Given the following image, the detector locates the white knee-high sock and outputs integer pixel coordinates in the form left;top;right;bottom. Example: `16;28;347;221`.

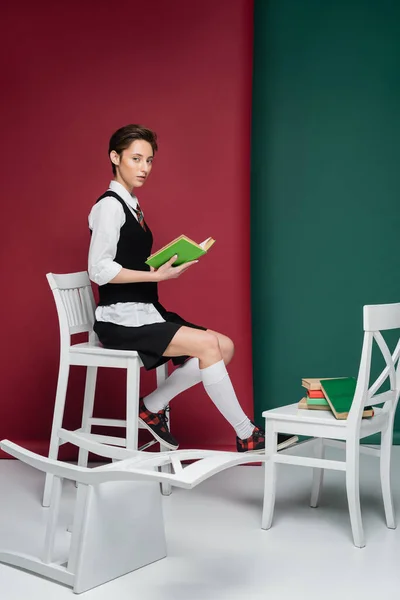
143;358;202;413
200;360;254;439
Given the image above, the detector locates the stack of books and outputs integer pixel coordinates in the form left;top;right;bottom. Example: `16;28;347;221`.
298;377;374;419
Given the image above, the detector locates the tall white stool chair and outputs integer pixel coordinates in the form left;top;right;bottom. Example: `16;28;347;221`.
43;271;171;507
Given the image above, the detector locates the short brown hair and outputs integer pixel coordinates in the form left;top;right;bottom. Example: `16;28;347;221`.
108;124;158;175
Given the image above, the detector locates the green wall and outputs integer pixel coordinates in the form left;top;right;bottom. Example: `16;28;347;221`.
251;0;400;440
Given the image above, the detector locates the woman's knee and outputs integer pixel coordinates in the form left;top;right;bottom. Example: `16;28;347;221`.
222;337;235;363
164;327;222;361
207;330;235;364
200;332;221;357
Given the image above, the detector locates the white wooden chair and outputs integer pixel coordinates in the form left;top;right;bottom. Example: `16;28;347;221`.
43;271;171;507
0;439;262;594
262;302;400;547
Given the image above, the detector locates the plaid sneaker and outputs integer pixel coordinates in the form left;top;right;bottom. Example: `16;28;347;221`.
138;397;179;450
236;424;298;454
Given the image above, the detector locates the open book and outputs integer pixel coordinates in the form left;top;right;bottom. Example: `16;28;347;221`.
320;377;374;419
145;235;216;269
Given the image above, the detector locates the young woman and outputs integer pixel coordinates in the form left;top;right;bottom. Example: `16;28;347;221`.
88;124;297;453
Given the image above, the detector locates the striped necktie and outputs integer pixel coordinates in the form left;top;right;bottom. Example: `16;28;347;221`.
133;202;146;231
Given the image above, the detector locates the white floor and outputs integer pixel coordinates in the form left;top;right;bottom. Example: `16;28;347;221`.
1;445;400;600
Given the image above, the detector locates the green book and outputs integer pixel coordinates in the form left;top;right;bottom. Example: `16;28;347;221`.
320;377;373;419
306;397;329;406
145;235;215;269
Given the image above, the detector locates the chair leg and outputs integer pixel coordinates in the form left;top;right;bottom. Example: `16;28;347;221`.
42;361;70;507
77;367;98;469
380;425;396;529
126;359;140;451
159;443;172;497
310;438;325;508
261;420;277;530
346;440;365;548
157;363;172;497
43;476;63;563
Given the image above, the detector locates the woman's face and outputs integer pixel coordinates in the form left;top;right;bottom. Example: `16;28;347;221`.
111;139;154;191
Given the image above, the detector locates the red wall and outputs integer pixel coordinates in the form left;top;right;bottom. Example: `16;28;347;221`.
0;0;254;457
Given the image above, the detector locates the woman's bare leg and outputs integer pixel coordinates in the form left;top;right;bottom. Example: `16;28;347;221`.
162;326;254;439
144;328;233;414
163;327;224;368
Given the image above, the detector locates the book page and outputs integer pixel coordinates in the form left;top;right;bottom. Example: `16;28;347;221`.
198;237;211;250
148;235;196;259
199;237;215;251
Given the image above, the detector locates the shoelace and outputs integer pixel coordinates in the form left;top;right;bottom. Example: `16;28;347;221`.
158;406;171;431
253;426;265;440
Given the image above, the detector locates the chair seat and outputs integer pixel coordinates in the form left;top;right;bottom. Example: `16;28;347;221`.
69;342;139;358
262;402;388;436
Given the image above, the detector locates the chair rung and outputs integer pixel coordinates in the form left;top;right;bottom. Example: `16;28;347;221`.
87;418;147;430
58;428;82;446
59;430;127;448
273;453;346;471
80;432;127;446
321;439;381;457
58;429;139;460
359;445;380;457
88;418;127;427
138;440;157;451
0;552;74;587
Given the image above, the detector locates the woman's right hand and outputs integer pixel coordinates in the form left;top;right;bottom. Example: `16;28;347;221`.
154;255;198;281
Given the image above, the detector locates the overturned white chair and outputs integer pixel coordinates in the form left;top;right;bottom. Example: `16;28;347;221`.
262;302;400;547
44;271;171;505
0;439;262;594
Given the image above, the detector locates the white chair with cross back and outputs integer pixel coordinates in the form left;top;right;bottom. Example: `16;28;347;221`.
261;302;400;547
43;270;171;507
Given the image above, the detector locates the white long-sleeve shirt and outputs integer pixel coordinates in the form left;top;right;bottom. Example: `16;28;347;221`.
88;180;165;327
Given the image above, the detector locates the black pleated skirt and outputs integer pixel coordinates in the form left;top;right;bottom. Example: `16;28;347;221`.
93;301;206;370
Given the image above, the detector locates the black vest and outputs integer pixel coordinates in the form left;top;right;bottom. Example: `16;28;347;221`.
94;191;159;305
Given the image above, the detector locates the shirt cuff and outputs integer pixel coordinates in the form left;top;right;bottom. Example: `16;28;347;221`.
89;261;123;286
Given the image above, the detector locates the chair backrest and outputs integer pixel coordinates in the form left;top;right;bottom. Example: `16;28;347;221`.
348;302;400;426
46;271;96;348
